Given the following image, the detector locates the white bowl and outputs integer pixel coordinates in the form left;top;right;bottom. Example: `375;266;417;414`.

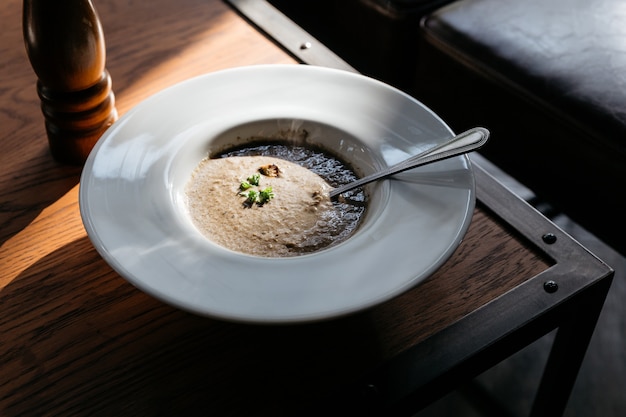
79;64;475;323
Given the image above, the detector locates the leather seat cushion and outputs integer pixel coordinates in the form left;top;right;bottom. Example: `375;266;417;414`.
421;0;626;157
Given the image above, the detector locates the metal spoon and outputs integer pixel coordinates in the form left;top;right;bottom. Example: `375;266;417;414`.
329;127;490;199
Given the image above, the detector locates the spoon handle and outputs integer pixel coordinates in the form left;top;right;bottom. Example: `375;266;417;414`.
329;127;490;199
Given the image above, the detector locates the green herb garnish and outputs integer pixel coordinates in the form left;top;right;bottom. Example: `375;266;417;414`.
245;190;258;204
247;173;261;186
258;187;274;204
239;170;276;207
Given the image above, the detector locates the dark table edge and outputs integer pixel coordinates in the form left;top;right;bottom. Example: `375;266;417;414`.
224;2;615;415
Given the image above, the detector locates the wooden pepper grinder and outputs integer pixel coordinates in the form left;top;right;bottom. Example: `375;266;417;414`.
23;0;117;165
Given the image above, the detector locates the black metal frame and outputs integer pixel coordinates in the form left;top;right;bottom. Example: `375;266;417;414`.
224;2;614;415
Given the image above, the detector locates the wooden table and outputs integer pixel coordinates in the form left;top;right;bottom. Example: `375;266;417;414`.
0;1;614;416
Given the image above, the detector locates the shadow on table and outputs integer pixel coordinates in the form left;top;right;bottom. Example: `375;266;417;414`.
0;151;81;247
1;236;386;416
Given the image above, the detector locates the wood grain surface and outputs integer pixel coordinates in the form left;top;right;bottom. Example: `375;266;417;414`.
0;0;549;415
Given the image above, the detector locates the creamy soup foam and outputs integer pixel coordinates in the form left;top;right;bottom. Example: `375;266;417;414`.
185;143;366;257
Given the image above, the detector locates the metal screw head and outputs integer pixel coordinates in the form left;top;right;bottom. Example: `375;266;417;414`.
362;384;379;398
542;233;557;244
300;42;312;50
361;384;380;407
544;280;559;293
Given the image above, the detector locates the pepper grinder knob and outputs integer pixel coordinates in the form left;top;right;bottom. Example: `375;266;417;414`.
23;0;118;165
